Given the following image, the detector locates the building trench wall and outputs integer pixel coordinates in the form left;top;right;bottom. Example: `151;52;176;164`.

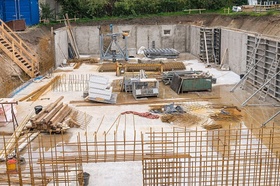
54;24;280;101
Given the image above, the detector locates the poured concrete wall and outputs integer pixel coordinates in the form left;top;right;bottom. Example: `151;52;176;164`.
74;26;100;55
54;28;68;68
53;24;275;77
220;29;248;75
62;25;188;57
189;26;201;56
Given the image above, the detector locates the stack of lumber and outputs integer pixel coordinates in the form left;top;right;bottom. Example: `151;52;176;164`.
28;96;80;133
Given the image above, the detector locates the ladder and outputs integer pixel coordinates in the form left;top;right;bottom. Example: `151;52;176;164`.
0;19;40;78
259;56;279;101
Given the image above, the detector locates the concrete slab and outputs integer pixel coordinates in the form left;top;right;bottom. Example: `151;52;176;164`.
1;53;279;186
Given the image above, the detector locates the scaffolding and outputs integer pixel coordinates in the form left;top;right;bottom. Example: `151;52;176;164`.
99;31;128;62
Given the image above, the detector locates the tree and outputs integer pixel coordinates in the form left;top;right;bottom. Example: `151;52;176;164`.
232;0;248;5
40;3;54;20
56;0;92;18
87;0;108;17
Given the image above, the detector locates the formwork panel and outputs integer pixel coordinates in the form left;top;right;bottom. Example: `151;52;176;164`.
245;35;280;101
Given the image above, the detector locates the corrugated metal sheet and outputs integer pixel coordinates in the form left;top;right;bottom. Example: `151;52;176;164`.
29;0;39;25
2;0;39;26
3;0;17;21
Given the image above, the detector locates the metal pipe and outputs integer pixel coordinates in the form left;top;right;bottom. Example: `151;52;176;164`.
230;56;263;92
262;109;280;127
242;70;280;107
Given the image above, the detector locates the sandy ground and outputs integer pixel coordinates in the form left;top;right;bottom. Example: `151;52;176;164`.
1;54;280;185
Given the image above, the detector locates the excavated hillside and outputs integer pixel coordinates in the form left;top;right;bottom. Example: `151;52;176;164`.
1;13;280;97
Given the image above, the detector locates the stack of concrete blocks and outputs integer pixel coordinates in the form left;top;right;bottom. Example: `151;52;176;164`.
88;75;113;101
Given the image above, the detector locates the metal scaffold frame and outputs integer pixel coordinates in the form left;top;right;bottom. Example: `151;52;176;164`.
230;34;280;127
99;25;128;62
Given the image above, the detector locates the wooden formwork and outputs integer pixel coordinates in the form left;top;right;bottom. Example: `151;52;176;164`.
1;125;280;185
98;62;186;73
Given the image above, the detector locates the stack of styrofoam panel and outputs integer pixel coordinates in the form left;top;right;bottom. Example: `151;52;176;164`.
0;98;17;124
88;75;113;101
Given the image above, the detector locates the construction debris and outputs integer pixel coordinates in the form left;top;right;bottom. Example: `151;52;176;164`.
27;96;82;133
150;103;185;114
161;113;202;127
210;108;242;122
143;48;180;59
121;111;159;119
68;57;99;64
202;122;223;130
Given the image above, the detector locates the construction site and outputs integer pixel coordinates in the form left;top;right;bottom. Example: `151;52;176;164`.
0;13;280;185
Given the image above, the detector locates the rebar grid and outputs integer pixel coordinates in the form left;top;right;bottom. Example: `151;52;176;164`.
0;125;279;185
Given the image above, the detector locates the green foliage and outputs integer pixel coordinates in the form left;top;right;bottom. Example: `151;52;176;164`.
56;0;92;18
160;0;188;12
114;0;136;16
40;3;54;20
53;0;280;19
232;0;248;6
87;0;108;17
57;0;189;18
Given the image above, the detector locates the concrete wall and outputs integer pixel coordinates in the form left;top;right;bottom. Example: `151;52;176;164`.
74;26;100;55
220;29;248;75
189;26;201;56
64;25;187;57
53;24;275;77
54;28;68;67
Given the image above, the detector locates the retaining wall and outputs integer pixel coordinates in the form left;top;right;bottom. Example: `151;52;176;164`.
54;24;279;78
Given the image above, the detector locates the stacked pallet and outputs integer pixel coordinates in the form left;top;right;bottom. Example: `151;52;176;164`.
28;96;79;133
